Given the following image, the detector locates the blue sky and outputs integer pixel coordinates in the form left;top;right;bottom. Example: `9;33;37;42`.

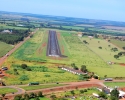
0;0;125;22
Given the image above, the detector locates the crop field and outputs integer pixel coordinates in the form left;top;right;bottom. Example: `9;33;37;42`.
0;41;13;57
104;82;125;88
110;39;125;49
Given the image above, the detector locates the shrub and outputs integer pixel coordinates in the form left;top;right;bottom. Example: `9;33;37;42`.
19;75;29;81
21;64;28;69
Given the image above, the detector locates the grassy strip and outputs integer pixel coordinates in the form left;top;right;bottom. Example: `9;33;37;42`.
30;97;49;100
0;41;13;57
104;82;125;88
0;88;17;94
19;84;67;91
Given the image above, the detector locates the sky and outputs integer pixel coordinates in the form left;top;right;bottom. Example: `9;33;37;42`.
0;0;125;22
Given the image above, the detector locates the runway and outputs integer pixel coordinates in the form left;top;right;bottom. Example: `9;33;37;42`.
47;30;61;57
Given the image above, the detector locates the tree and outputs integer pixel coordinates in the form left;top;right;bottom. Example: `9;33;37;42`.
122;47;125;50
99;46;102;49
35;97;40;100
79;90;84;94
118;52;122;56
110;88;119;100
81;65;87;73
99;91;107;99
70;90;75;96
14;95;22;100
19;75;29;81
50;95;56;100
38;91;43;97
21;64;28;69
1;94;6;98
114;55;119;59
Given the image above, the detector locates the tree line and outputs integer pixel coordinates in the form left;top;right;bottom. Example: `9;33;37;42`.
0;29;30;44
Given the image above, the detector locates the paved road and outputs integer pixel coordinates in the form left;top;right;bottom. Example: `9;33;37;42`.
0;28;39;67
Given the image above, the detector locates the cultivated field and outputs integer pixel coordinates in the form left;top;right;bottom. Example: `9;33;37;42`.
0;41;13;57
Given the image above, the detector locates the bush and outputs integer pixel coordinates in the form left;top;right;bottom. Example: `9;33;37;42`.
21;64;28;69
19;75;29;81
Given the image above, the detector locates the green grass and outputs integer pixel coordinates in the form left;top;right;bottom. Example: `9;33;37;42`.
0;24;29;30
19;84;67;91
0;41;13;57
62;25;85;30
0;88;17;94
110;39;125;49
80;37;125;77
104;82;125;88
52;88;104;100
30;97;49;100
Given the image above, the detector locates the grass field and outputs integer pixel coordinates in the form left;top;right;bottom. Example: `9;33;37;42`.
110;39;125;49
3;28;125;85
0;24;29;30
80;37;125;77
0;41;13;57
104;82;125;88
51;88;105;100
19;84;67;91
0;88;17;94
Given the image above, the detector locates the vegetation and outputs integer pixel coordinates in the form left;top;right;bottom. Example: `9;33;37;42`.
104;82;125;88
0;41;13;57
19;84;66;91
0;88;17;94
0;29;30;44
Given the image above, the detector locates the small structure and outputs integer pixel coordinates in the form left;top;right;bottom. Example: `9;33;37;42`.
78;32;83;37
2;30;11;33
61;67;87;75
92;93;99;98
88;36;93;39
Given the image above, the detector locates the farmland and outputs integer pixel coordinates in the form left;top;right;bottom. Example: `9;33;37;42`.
0;41;13;57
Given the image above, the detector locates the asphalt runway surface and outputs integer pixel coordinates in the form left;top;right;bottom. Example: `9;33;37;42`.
47;30;61;57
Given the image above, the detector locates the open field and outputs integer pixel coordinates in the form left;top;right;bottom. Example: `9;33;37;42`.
110;39;125;49
0;87;17;94
50;88;104;100
81;37;125;63
0;41;13;57
0;24;29;30
3;28;125;85
104;82;125;88
19;84;67;91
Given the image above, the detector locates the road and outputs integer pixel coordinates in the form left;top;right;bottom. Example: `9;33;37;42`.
0;28;39;67
1;79;125;99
